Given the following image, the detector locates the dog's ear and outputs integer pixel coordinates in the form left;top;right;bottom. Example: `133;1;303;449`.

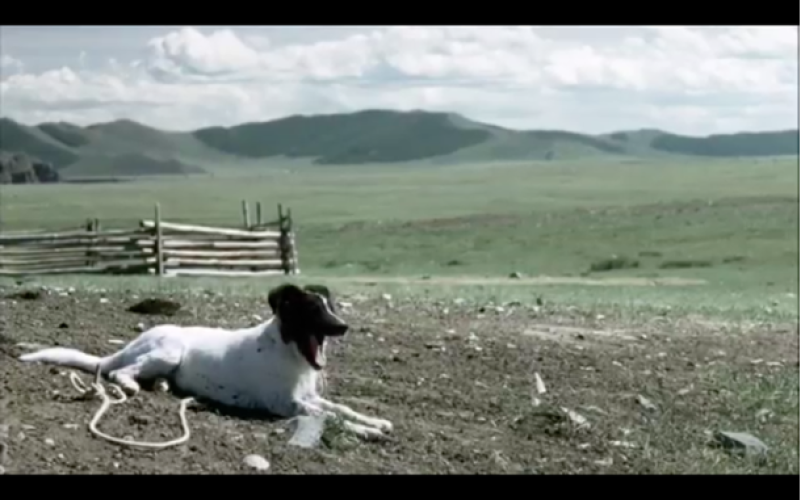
303;284;332;301
268;283;304;314
304;284;335;311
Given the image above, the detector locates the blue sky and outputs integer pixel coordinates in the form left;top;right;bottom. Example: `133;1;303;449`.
1;26;797;135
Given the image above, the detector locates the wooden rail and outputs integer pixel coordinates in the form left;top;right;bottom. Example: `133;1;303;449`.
0;201;299;278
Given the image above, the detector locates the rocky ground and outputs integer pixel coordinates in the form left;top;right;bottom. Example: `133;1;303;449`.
0;284;797;474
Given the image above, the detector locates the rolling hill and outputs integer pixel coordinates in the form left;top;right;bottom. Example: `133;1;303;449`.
0;110;797;180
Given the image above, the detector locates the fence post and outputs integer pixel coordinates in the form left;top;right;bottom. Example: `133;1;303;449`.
286;208;299;274
241;200;250;230
84;218;95;268
155;203;164;277
256;202;262;227
277;203;290;275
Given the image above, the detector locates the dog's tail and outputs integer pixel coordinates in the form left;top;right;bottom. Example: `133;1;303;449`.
19;347;103;373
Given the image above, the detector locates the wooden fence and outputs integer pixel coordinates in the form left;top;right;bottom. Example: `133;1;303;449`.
0;201;299;278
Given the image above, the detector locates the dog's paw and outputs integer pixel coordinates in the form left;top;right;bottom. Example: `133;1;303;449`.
153;379;170;393
372;419;393;433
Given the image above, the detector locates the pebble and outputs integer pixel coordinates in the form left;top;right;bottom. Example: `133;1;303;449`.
715;431;769;458
243;454;271;471
755;408;775;423
99;298;109;304
636;394;658;412
44;438;55;446
561;407;590;429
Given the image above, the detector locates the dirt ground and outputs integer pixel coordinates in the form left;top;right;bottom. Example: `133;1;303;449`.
0;285;797;474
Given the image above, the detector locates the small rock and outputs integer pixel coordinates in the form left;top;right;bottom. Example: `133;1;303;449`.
252;314;263;322
99;298;109;304
58;322;69;329
715;431;769;457
135;323;147;332
62;423;79;430
338;301;353;309
561;407;590;429
108;339;125;345
494;306;505;313
44;438;55;446
533;372;547;395
610;440;637;449
535;297;543;306
755;408;775;423
509;272;524;279
636;394;658;412
453;298;466;306
381;293;392;301
0;425;9;440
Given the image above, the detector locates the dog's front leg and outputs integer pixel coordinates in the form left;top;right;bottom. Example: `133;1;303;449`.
291;399;388;440
311;396;393;433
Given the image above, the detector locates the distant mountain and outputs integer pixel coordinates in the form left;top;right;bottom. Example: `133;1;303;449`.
0;110;796;179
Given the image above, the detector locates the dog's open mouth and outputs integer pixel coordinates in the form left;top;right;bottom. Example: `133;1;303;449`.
300;333;326;370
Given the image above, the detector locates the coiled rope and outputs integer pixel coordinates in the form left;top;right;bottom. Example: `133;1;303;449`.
68;365;194;450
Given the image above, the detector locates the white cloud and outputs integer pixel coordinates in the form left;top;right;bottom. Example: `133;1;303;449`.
0;26;797;135
1;54;24;74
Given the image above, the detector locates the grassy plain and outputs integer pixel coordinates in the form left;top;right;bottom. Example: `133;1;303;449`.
0;157;797;474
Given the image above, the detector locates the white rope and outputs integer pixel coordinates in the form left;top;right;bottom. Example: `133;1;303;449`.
68;366;194;450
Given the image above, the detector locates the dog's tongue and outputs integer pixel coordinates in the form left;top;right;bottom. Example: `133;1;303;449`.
307;336;325;368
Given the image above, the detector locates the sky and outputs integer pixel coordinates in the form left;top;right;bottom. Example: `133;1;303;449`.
0;26;798;135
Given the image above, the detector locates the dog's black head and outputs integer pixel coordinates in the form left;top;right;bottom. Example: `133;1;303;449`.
268;283;347;370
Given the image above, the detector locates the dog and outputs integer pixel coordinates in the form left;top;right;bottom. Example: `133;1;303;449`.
18;283;393;439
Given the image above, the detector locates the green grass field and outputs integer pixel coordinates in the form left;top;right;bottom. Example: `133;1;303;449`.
1;157;797;318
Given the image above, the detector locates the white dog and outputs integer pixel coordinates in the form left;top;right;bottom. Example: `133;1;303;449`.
18;283;393;439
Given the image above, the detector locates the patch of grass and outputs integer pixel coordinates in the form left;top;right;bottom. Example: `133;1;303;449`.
659;259;715;269
646;364;799;474
589;255;640;272
638;250;663;258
